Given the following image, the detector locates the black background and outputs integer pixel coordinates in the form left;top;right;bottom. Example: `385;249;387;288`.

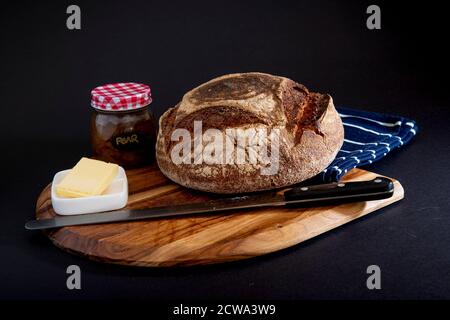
1;0;450;301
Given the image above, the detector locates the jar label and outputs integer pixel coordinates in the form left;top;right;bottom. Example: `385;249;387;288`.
112;132;144;150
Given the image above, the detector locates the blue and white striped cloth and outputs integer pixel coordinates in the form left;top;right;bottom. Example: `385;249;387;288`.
320;107;418;182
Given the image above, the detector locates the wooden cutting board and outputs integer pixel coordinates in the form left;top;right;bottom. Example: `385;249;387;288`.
35;165;404;267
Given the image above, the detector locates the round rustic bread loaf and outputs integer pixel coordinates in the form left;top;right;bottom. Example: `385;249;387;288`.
156;72;344;193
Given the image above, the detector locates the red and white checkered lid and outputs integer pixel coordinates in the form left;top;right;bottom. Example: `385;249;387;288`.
91;82;152;111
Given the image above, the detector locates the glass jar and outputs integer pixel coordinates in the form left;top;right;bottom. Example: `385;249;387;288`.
89;83;156;168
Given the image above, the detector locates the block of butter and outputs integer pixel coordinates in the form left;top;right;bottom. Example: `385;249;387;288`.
56;157;119;198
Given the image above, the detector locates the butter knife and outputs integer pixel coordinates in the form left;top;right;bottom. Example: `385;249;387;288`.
25;177;394;230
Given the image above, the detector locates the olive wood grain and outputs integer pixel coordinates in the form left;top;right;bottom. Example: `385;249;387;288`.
35;165;404;267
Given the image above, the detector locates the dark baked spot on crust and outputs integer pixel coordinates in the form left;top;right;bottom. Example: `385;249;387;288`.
281;81;329;144
190;74;281;102
281;81;309;131
299;93;329;126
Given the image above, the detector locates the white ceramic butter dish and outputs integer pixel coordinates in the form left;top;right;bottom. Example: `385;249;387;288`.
51;166;128;215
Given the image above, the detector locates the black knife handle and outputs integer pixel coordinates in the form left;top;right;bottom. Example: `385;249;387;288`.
283;177;394;207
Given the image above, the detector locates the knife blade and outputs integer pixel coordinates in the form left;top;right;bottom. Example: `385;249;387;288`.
25;177;394;230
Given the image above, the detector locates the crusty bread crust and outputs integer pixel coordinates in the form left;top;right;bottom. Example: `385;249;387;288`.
156;72;344;193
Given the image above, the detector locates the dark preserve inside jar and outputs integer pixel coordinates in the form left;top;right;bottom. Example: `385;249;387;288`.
90;83;156;168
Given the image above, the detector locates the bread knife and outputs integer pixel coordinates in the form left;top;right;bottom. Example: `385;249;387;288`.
25;177;394;230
